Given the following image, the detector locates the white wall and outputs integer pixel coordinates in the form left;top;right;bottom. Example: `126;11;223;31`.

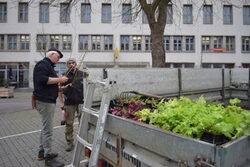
0;0;250;88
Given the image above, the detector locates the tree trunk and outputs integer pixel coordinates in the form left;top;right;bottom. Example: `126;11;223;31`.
151;26;165;67
138;0;169;67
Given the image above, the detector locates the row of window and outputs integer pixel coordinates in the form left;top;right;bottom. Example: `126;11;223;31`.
0;2;250;25
0;34;250;53
0;34;250;52
165;63;235;68
166;63;250;68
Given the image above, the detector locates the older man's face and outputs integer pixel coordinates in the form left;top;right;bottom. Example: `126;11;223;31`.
67;61;76;70
47;51;60;63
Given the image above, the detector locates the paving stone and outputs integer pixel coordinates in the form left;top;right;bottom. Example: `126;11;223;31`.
0;106;79;167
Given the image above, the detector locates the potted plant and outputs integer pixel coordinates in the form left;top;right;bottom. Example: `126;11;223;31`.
0;78;14;98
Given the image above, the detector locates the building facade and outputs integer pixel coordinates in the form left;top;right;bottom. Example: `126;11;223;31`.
0;0;250;88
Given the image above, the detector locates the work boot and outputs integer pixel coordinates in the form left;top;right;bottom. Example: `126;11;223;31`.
37;151;58;161
65;142;74;152
45;158;64;167
37;150;44;161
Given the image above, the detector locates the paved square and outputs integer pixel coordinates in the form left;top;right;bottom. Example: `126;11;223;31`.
0;108;79;167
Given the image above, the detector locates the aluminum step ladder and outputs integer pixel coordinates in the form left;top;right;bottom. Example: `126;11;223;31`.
66;79;114;167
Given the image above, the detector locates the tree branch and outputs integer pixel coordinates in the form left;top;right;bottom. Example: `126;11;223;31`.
157;0;170;27
138;0;155;23
152;0;163;12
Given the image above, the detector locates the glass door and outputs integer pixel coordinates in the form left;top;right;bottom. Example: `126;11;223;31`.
0;70;6;87
7;65;18;87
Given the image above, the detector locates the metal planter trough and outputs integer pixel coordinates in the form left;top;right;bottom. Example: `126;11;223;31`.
87;114;250;167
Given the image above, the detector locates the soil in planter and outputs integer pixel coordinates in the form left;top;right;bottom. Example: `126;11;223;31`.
200;132;230;145
241;105;250;110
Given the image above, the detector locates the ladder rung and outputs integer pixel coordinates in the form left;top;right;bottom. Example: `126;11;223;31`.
65;159;88;167
83;107;99;117
88;80;106;86
65;165;74;167
80;159;89;165
76;135;93;149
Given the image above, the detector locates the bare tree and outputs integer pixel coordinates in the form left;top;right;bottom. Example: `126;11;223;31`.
139;0;170;67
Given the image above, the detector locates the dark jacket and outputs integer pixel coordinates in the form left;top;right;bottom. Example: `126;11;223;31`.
62;69;83;105
33;57;59;103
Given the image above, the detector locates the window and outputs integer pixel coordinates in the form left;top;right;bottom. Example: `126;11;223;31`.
224;64;234;68
39;3;49;23
37;34;72;51
102;4;111;23
166;5;173;24
20;35;29;50
166;63;194;68
55;63;67;76
0;35;4;50
142;11;148;24
7;35;17;50
242;64;250;68
81;3;91;23
185;36;194;51
202;36;235;52
120;35;129;51
122;4;132;23
18;63;29;87
202;63;233;69
203;5;213;24
202;36;211;51
0;3;7;22
202;63;212;68
132;36;142;51
223;5;233;24
213;64;223;68
242;36;250;52
18;3;28;23
62;35;72;50
104;35;113;50
60;3;70;23
79;35;88;51
183;5;192;24
183;63;194;68
213;36;223;49
50;35;60;49
173;36;182;51
243;6;250;25
145;36;151;51
163;36;170;51
92;35;101;50
165;64;171;68
226;36;235;51
7;64;17;83
173;63;182;68
37;35;47;51
0;63;29;88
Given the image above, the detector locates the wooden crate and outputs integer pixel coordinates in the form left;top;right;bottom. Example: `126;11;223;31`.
0;87;14;98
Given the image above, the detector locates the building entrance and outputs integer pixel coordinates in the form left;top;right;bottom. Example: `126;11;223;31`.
0;62;29;88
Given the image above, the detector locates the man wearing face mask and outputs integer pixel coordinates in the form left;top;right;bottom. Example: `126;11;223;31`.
59;58;84;152
33;48;68;167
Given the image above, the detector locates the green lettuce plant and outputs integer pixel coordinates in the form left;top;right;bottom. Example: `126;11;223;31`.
135;96;250;140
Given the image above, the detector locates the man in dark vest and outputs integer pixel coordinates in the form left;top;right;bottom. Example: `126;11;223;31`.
59;58;84;152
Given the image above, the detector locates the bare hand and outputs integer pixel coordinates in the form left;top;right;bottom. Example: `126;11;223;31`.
60;103;65;110
59;76;68;83
61;83;72;89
